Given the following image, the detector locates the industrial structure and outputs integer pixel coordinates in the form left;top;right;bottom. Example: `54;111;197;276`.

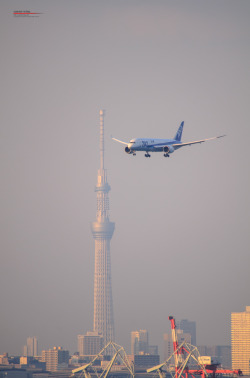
73;315;243;378
72;341;134;378
91;110;115;348
148;316;242;378
231;306;250;375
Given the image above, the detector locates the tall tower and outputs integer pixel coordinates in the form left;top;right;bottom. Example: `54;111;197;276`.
91;110;115;347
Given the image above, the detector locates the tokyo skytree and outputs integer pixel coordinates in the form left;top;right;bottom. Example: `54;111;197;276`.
91;110;115;347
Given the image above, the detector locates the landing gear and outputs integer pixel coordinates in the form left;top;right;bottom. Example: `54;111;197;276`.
133;153;136;156
164;153;170;157
145;153;151;158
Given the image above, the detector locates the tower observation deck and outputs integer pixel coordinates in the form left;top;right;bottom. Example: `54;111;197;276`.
91;110;115;348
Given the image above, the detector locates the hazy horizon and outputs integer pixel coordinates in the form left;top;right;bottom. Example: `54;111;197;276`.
0;0;249;357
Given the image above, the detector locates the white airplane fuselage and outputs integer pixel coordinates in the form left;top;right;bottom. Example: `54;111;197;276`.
127;138;178;152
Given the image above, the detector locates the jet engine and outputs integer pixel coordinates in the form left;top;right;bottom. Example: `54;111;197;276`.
163;145;174;154
125;146;133;154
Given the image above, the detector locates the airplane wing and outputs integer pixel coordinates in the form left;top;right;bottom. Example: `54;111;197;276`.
173;135;226;148
112;137;128;145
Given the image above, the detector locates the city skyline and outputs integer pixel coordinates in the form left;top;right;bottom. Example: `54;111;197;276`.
1;0;249;356
1;309;249;375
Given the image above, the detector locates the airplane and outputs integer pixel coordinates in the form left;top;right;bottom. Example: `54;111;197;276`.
112;121;225;158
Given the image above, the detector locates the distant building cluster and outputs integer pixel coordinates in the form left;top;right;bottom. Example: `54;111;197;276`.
197;345;231;368
128;329;160;368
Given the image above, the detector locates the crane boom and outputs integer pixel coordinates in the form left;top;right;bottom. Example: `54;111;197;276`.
169;316;183;368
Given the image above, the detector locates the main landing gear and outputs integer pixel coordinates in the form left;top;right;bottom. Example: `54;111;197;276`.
164;153;170;157
133;153;136;156
145;153;151;158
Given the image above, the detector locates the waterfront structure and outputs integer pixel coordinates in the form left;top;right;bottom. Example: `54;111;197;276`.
231;306;250;375
176;319;196;345
23;337;38;357
131;330;149;355
91;110;115;348
41;347;69;371
78;331;104;356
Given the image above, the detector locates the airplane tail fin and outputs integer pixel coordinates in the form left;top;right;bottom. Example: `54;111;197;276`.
174;121;184;141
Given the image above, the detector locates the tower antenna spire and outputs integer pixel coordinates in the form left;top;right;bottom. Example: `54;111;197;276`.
99;109;105;170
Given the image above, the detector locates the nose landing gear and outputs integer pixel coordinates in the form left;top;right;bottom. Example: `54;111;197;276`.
145;153;151;158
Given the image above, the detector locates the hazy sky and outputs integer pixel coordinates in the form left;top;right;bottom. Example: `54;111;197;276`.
0;0;249;358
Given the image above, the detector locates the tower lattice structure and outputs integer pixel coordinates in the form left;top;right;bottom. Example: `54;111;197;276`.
91;110;115;348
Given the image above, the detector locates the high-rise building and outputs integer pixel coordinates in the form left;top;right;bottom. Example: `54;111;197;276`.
131;330;149;355
231;306;250;375
176;329;191;344
41;347;69;371
163;333;173;361
91;110;115;348
176;319;196;345
23;337;38;357
78;332;104;356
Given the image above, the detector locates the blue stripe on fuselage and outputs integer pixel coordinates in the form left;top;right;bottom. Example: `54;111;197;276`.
131;138;182;152
147;140;176;148
146;140;178;151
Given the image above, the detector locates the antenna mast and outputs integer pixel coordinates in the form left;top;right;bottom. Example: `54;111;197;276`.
99;109;105;170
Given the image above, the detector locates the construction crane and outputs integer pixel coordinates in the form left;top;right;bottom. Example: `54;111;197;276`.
168;316;184;368
72;341;134;378
147;316;242;378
